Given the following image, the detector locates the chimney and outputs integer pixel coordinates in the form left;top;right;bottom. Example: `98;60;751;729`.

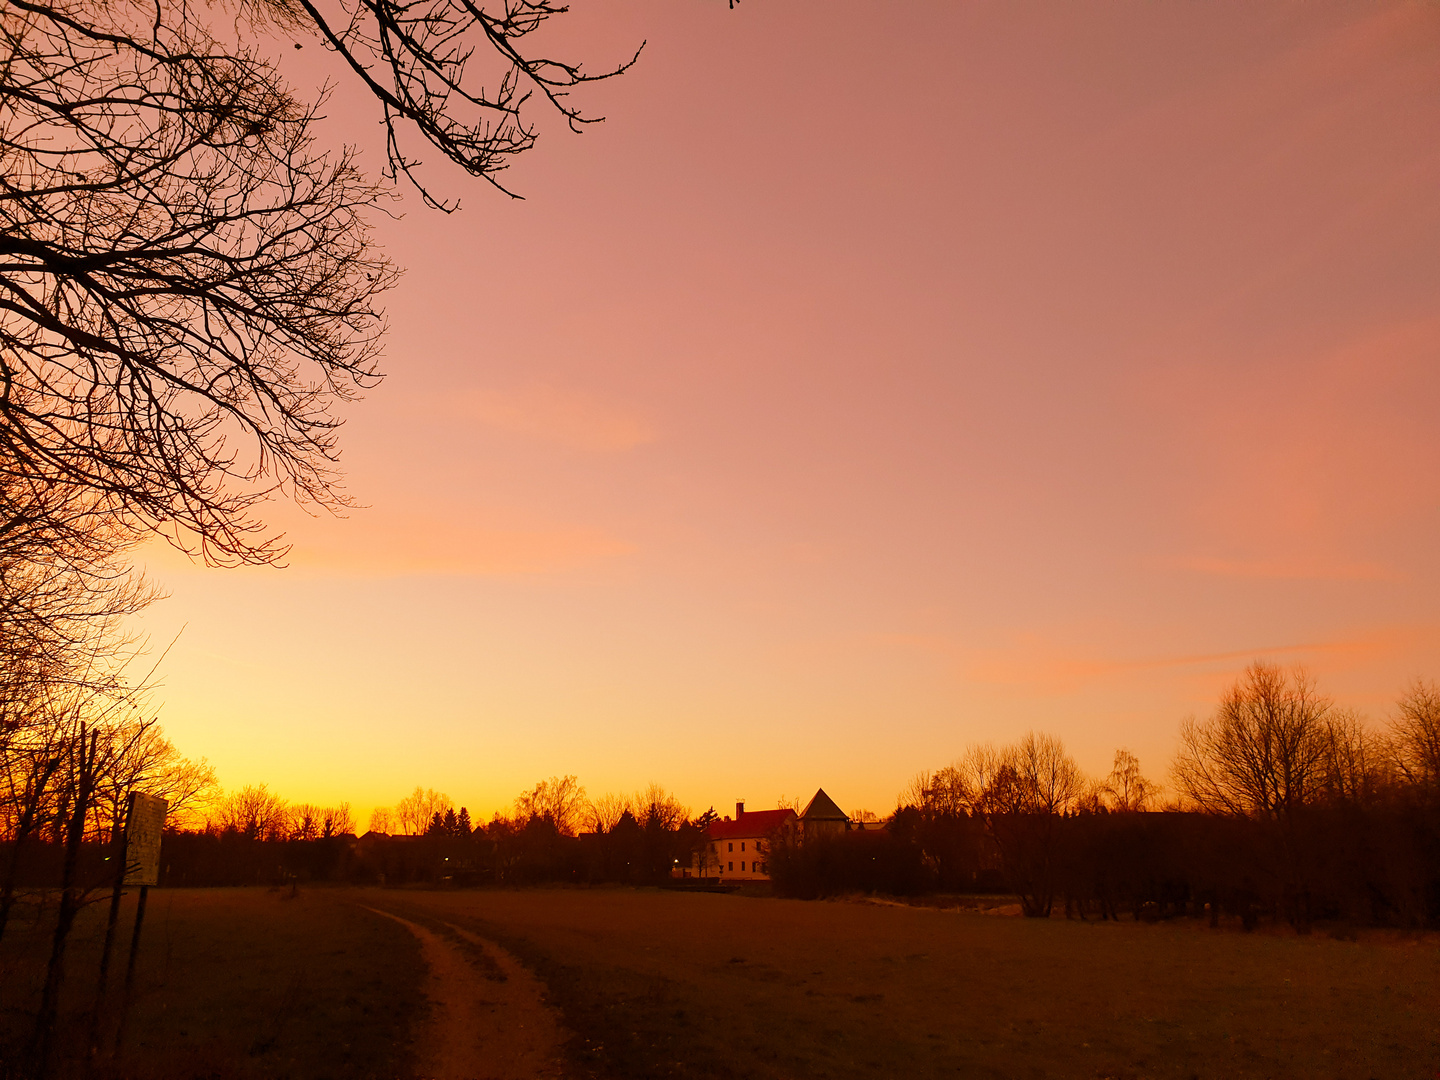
736;800;745;818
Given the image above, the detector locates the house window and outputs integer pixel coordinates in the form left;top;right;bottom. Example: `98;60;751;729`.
740;861;746;871
728;842;733;852
741;841;746;851
728;861;733;871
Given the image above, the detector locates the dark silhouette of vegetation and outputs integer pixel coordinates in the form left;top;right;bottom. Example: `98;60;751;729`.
140;778;711;890
0;0;640;566
767;665;1440;930
5;665;1439;1077
7;664;1440;935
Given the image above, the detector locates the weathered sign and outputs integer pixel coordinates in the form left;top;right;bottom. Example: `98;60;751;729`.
123;791;167;886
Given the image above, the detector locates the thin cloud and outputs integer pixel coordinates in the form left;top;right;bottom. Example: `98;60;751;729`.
886;626;1434;695
1163;555;1404;582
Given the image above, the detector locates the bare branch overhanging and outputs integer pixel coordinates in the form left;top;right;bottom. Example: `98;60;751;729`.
0;0;637;566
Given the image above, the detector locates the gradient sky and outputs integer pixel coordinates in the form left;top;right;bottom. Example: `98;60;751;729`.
135;0;1440;825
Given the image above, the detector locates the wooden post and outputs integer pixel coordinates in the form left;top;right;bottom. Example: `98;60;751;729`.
89;794;133;1054
112;884;148;1054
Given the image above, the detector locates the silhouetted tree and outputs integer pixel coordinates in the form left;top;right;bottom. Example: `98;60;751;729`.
516;775;586;836
396;786;452;835
1097;749;1155;812
215;784;289;841
1172;662;1333;817
368;806;394;834
0;0;642;564
977;733;1084;917
1393;680;1440;797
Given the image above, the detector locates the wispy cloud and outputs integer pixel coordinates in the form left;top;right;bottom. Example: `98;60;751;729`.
886;625;1436;695
1162;555;1403;582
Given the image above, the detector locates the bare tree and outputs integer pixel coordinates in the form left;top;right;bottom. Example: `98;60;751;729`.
367;805;394;834
980;732;1083;817
585;791;631;834
1098;749;1154;812
90;716;218;836
215;783;290;840
321;801;354;837
1172;662;1333;818
290;803;324;841
968;733;1084;918
956;743;1003;807
1315;709;1390;806
1392;679;1440;795
515;774;585;836
902;764;972;819
0;0;641;563
635;782;688;832
287;0;643;206
395;785;452;835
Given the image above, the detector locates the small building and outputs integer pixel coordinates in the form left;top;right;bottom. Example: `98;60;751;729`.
704;801;797;881
797;788;850;840
695;789;884;881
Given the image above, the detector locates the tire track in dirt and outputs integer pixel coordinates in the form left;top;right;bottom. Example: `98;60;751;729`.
363;906;568;1080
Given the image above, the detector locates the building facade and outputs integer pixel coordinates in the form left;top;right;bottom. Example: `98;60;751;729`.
704;801;796;881
696;788;876;882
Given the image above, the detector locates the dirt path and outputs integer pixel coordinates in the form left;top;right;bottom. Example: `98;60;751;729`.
363;906;568;1080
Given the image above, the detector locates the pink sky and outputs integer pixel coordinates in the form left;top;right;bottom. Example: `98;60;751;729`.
137;0;1440;825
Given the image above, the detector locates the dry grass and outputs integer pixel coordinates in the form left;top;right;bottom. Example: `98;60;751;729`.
0;887;425;1079
381;887;1440;1080
5;885;1436;1079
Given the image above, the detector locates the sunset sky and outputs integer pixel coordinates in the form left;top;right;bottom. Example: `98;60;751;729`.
136;0;1440;826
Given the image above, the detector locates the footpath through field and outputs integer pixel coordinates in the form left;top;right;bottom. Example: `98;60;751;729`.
362;903;568;1080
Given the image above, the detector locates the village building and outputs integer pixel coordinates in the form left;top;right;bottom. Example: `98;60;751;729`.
796;788;850;840
692;787;880;881
701;801;796;881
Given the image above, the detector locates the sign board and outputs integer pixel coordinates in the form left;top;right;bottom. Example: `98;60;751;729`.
123;792;167;886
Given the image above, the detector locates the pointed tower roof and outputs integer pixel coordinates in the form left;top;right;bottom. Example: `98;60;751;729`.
800;788;849;821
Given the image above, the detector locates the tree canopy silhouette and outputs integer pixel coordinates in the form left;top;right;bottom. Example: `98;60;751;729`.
0;0;639;564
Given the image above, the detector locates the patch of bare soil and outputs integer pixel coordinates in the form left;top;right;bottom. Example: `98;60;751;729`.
363;907;567;1080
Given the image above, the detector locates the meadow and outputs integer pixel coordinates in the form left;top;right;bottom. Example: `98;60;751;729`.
3;886;1437;1079
0;888;425;1079
381;887;1437;1080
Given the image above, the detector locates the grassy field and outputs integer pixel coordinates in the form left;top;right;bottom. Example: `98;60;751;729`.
380;887;1440;1080
4;885;1437;1079
0;887;425;1079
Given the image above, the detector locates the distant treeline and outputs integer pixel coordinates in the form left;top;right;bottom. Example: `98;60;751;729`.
156;797;712;889
771;665;1440;930
4;663;1439;933
768;800;1438;931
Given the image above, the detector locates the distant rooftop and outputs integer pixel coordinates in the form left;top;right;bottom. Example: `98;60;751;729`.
800;788;849;821
708;807;796;840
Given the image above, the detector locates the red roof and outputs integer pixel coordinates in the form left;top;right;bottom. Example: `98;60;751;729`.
708;808;796;840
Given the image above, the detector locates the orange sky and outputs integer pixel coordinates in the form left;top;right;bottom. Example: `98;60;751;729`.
135;0;1440;826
